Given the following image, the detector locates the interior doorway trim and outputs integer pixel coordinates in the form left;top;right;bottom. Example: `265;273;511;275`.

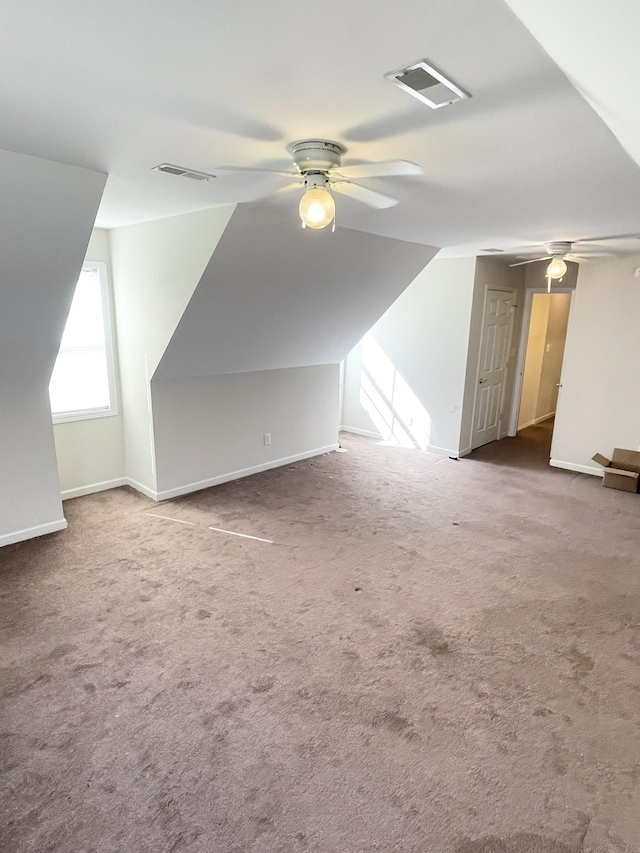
507;286;575;437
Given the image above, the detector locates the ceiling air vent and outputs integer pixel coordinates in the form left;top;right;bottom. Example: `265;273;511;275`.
385;60;470;109
153;164;215;182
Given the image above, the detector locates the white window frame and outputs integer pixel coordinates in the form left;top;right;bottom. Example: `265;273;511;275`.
51;261;119;424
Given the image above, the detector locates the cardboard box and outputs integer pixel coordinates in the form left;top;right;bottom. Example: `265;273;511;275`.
592;449;640;493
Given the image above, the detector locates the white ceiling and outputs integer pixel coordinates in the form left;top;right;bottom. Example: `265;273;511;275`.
502;0;640;171
2;0;639;253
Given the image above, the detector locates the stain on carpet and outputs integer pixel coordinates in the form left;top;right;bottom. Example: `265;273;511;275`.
411;620;453;655
456;833;574;853
543;732;570;777
1;671;52;699
564;646;595;680
47;643;77;659
251;676;275;693
371;710;419;741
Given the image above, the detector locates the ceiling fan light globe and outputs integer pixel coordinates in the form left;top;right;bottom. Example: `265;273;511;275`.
299;187;335;230
546;257;567;280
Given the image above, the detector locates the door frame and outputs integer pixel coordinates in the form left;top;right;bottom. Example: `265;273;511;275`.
470;287;517;450
507;286;575;437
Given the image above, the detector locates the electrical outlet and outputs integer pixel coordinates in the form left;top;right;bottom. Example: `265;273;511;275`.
263;433;271;446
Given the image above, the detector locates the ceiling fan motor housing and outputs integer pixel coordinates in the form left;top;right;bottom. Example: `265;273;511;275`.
303;172;330;190
546;241;572;257
290;140;344;174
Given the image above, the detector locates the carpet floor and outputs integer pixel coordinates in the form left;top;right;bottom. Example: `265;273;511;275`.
1;426;639;853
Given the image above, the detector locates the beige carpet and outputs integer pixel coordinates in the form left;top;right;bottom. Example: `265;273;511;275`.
2;426;639;853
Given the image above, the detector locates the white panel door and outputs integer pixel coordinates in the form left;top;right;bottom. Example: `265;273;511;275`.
471;289;515;449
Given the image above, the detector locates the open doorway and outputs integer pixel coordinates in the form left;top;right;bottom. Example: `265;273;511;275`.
510;289;573;455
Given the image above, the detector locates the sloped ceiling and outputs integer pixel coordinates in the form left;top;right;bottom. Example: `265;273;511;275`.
1;0;640;254
153;203;437;379
502;0;640;171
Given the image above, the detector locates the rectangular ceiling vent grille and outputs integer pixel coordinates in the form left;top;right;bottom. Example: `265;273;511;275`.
153;164;215;182
385;60;470;109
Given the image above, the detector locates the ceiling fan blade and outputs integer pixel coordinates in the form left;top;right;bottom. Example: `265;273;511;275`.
567;252;613;261
214;165;297;178
275;180;304;195
329;160;423;180
577;232;640;244
509;257;550;267
332;181;399;209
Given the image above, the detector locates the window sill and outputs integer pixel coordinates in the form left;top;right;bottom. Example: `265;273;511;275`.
52;407;119;425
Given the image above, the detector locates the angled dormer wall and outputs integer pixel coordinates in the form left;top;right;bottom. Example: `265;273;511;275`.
110;201;437;500
154;202;437;380
0;149;106;546
109;206;236;495
150;202;437;498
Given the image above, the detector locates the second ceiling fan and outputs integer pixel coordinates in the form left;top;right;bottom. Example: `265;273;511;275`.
508;236;640;288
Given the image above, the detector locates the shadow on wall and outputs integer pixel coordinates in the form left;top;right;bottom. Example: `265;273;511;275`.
357;334;432;450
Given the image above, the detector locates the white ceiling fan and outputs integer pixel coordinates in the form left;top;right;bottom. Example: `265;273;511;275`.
510;241;604;288
157;140;424;231
510;240;611;268
509;236;640;289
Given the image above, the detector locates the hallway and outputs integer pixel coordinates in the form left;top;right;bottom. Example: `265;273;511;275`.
469;418;556;472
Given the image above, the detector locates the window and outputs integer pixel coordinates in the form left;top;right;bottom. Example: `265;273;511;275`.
49;262;118;423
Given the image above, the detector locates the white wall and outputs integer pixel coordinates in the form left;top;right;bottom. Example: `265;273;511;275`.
109;206;235;494
152;365;339;498
459;258;526;454
342;257;477;455
53;228;126;498
551;255;640;476
0;149;106;546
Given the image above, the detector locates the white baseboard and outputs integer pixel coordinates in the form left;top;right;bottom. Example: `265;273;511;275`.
153;444;340;502
458;446;473;458
126;477;159;501
59;445;343;506
550;459;603;477
340;426;457;457
426;443;459;457
340;425;384;440
61;477;128;501
0;518;68;548
519;413;556;431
